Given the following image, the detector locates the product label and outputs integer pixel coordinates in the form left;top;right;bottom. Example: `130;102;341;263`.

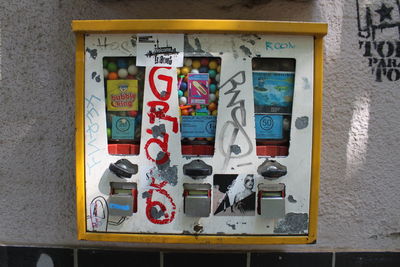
181;116;216;138
253;71;294;114
255;114;283;139
188;73;209;105
112;116;135;140
107;80;138;111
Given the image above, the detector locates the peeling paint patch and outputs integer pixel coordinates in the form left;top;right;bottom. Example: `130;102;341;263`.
288;195;297;203
86;48;97;59
295;116;309;129
142;191;150;199
151;206;164;219
302;77;311;90
231;144;241;155
226;223;236;230
240;45;252;57
151;124;166;138
155;152;178;186
274;213;308;234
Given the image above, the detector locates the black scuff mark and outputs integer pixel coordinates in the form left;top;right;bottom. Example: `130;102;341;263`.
91;72;101;83
184;35;212;56
226;223;236;230
86;48;97;59
151;206;164;219
130;36;137;48
253;34;262;40
288;195;297;203
240;45;252;57
274;213;308;234
295;116;309;130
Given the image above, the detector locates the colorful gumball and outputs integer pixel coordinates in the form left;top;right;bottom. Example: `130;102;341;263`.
107;62;118;72
180;66;191;76
128;65;138;75
190;69;199;74
208;102;217;112
179;96;188;105
208;69;217;78
215;90;219;98
199;66;208;73
103;58;108;68
117;59;128;68
217;65;221;73
209;83;217;93
206;137;214;141
200;58;209;66
191;111;196;116
215;73;220;82
209;93;217;102
180;81;188;91
209;60;218;70
108;72;118;80
128;110;138;117
107;128;111;138
181;109;190;116
184;58;193;67
184;90;189;97
103;68;109;78
176;68;181;75
192;60;201;69
118;68;128;79
178;90;184;97
212;110;218;116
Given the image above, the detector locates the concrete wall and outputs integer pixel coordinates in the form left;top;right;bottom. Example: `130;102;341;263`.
1;0;399;250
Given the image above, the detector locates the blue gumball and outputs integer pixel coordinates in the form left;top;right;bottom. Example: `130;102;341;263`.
208;69;217;78
180;81;188;91
199;66;208;73
117;59;128;69
210;83;217;93
178;90;184;97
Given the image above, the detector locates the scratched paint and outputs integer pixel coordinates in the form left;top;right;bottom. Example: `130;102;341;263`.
274;213;308;234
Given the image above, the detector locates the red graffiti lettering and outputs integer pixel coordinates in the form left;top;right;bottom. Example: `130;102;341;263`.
145;177;176;224
147;101;178;133
144;131;170;165
149;67;172;100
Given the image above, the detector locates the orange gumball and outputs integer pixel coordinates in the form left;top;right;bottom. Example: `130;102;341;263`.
208;102;217;112
181;109;190;116
108;72;118;80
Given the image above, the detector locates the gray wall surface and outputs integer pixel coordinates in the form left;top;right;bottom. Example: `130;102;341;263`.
1;0;400;250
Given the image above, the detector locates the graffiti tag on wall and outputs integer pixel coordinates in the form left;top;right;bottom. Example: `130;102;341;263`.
357;0;400;82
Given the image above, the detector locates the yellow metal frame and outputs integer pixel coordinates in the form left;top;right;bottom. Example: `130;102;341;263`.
73;19;327;245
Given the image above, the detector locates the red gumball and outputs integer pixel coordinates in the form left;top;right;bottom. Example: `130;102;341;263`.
128;110;138;117
200;58;209;66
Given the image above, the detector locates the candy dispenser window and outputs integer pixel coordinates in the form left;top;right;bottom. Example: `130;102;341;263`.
178;57;221;156
103;57;145;155
252;58;296;157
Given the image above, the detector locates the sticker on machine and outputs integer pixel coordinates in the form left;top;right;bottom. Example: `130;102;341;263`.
213;174;256;216
136;34;184;67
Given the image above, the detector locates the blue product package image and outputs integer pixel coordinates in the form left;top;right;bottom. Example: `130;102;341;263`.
112;116;135;140
253;71;294;114
181;116;216;138
255;114;283;139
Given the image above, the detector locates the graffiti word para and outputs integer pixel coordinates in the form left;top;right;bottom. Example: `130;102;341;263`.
143;67;178;224
359;41;400;81
266;41;295;51
85;95;102;175
218;71;253;170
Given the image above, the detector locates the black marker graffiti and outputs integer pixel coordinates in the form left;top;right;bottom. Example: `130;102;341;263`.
91;71;101;83
357;0;400;82
218;71;253;169
86;48;97;60
96;37;133;55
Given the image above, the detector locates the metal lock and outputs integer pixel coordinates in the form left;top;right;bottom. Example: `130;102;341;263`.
183;183;211;217
257;183;286;219
108;182;137;216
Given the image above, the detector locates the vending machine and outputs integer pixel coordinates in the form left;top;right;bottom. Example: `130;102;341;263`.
73;19;327;244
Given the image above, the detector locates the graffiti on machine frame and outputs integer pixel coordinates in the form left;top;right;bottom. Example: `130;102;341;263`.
357;0;400;82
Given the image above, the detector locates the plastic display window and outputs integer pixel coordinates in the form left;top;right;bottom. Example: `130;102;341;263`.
252;58;296;157
177;57;221;156
103;57;145;155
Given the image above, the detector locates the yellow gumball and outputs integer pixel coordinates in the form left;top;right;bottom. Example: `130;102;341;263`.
181;66;191;76
184;90;189;97
217;65;221;73
215;90;219;98
192;60;201;69
209;60;218;70
212;110;218;116
176;68;181;75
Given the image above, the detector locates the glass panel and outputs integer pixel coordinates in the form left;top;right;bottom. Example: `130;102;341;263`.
103;57;145;155
178;57;221;156
252;58;296;157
